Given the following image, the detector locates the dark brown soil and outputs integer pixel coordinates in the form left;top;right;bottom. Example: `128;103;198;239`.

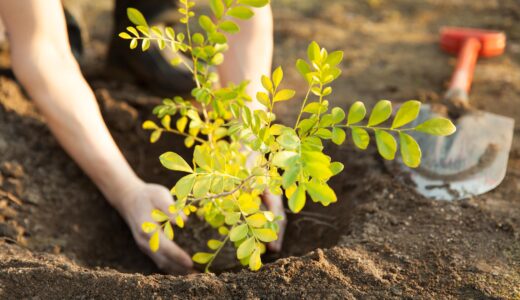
1;0;520;298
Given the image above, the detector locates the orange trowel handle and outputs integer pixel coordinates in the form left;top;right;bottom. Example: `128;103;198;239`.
440;27;506;109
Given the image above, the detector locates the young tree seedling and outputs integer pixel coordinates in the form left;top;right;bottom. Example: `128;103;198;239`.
119;0;455;272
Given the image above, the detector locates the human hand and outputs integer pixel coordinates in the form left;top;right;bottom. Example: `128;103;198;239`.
115;181;195;274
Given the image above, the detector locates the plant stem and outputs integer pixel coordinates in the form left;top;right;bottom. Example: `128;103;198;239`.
293;85;313;130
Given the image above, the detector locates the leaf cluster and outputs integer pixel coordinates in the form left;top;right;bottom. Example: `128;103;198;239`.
119;1;455;272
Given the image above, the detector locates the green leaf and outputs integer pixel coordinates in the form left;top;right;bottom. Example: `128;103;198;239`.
392;100;421;129
253;228;277;242
399;132;421;168
227;6;254;19
272;66;283;88
151;209;169;222
375;130;397;160
159;152;193;172
174;174;196;200
246;213;267;228
192;175;212;198
141;222;158;233
127;8;148;26
164;221;174;240
415;117;456;136
306;180;337;206
230;224;248;242
351;127;370;150
193;252;213;264
274;89;296;102
210;0;225;19
208;239;222;250
249;248;262;271
347;101;366;125
332;127;346;145
238;0;269;7
149;231;160;252
219;20;240;33
368;100;392;126
288;185;306;213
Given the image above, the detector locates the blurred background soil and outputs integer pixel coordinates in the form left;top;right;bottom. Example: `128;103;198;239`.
0;0;519;298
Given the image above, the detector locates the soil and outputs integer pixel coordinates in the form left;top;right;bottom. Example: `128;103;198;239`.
1;0;520;298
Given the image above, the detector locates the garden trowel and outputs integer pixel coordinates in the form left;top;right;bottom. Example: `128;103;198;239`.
404;27;514;201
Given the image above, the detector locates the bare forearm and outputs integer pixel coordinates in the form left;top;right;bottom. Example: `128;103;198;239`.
12;50;141;209
218;5;273;110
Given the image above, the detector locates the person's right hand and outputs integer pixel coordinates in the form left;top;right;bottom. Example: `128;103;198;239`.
115;181;195;274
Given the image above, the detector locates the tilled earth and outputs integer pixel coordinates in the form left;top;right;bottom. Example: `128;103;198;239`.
0;0;519;298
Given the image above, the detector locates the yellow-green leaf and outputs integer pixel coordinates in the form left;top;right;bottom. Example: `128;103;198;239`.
150;130;161;143
130;39;138;49
399;132;422;168
237;237;255;259
127;8;148;26
306;180;337;206
392;100;421;129
161;115;171;129
210;0;225;19
246;213;267;228
415;117;456;136
230;224;248;242
375;130;397;160
207;239;222;250
164;221;174;240
274;89;296;102
151;209;169;222
193;252;213;264
227;6;254;19
249;248;262;271
368;100;392;127
142;120;158;130
351;127;369;149
332;127;346;145
119;32;132;39
347;101;366;125
159;152;193;172
149;231;160;252
174;174;196;200
253;228;277;242
288;185;306;213
272;66;283;88
141;222;158;233
238;0;269;8
175;215;185;228
261;75;273;93
176;116;188;133
141;39;151;51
